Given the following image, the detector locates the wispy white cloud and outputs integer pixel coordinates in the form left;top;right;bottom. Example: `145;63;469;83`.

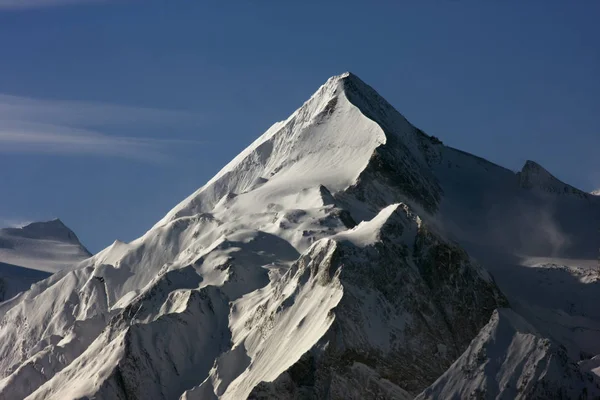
0;0;104;10
0;94;204;161
0;94;202;127
0;217;32;229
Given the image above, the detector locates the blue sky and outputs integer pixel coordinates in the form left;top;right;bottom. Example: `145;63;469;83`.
0;0;598;253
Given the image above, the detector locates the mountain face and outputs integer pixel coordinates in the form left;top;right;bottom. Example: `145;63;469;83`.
0;219;91;301
416;309;600;400
0;73;598;400
518;160;591;199
242;204;507;400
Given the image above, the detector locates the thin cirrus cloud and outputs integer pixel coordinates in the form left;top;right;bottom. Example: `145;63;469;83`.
0;94;204;161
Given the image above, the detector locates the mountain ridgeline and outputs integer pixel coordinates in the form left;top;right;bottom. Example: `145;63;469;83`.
0;73;598;399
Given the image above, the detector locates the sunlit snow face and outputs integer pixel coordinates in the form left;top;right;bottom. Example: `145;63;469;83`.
2;72;598;400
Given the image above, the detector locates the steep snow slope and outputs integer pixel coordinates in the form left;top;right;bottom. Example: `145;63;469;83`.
0;219;91;301
154;73;387;228
416;309;600;400
1;72;598;400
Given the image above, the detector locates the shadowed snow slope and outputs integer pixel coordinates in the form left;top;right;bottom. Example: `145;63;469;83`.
416;309;600;399
0;219;91;301
1;73;599;400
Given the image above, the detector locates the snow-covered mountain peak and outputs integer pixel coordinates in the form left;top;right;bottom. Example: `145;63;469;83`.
153;72;442;235
518;159;590;198
0;219;91;302
319;71;361;88
1;74;599;400
520;160;553;180
154;72;399;229
0;219;90;273
9;219;82;244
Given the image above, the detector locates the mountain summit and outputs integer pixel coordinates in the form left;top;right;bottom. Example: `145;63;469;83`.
4;219;87;245
518;160;591;198
0;73;598;400
156;72;439;230
0;219;90;302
